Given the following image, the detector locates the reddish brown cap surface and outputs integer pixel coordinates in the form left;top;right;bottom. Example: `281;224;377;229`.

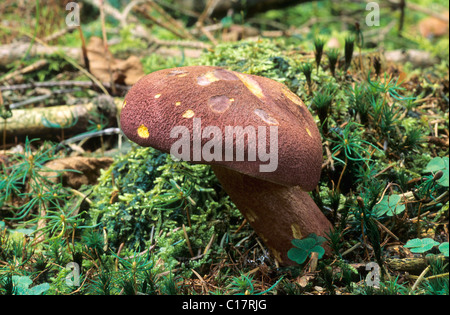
120;66;322;191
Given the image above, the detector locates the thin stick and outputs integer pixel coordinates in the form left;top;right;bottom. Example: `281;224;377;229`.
0;81;130;92
0;59;48;83
0;91;6;153
234;219;248;234
191;268;209;293
100;0;116;96
203;233;215;255
411;265;430;293
341;242;361;256
115;243;125;272
374;218;400;241
336;156;348;192
78;25;90;73
197;0;220;26
182;224;195;258
424;272;449;281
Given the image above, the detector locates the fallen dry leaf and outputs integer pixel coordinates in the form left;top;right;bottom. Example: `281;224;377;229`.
418;11;449;39
43;156;113;189
86;36;145;85
296;274;315;288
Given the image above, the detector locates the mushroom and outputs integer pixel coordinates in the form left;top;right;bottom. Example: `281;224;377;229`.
120;65;333;265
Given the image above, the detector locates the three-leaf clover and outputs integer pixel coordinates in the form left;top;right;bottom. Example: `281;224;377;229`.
373;194;405;217
424;157;449;187
288;233;326;264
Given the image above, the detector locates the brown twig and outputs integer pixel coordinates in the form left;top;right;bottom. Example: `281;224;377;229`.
336;156;348;193
100;0;116;96
78;26;90;73
43;26;77;43
197;0;221;26
373;218;400;241
322;140;335;171
0;81;130;92
0;91;6;153
191;268;209;293
134;3;194;40
0;59;48;83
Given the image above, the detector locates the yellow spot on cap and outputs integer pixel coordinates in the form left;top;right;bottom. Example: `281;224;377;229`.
154;94;161;99
122;100;127;108
254;108;279;126
182;109;195;119
230;98;235;102
175;101;181;106
208;95;232;114
235;73;265;99
137;125;149;138
282;86;304;106
305;127;312;137
197;71;220;86
291;223;303;239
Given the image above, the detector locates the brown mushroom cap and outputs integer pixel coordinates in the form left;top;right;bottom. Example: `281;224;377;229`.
120;65;322;191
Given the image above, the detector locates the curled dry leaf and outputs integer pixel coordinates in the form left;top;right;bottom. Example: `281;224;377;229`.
86;36;145;86
418;11;449;39
296;274;315;288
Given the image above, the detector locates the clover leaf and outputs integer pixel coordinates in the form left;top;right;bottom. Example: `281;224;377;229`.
373;194;405;218
404;238;439;254
424;156;449;187
287;233;326;264
11;276;50;295
438;242;449;257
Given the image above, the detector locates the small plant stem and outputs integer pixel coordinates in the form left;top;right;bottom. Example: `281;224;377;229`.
34;202;48;246
2;119;6;154
182;224;195;258
78;25;90;72
359;47;364;77
416;202;423;237
341;241;361;257
336;156;348;193
100;132;105;156
0;91;6;153
185;205;192;228
234;218;248;234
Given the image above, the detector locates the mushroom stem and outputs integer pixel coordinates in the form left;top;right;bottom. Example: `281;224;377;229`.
212;165;333;266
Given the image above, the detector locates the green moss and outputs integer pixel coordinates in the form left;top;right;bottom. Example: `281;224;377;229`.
88;146;243;271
